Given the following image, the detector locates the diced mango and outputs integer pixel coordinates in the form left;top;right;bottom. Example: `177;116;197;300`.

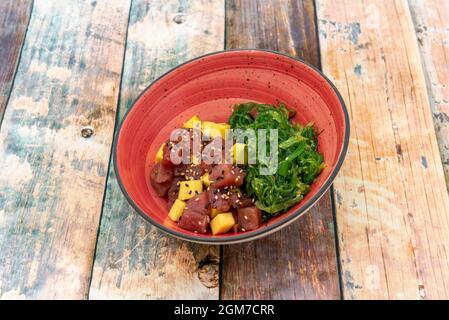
210;208;221;219
201;172;211;187
202;121;230;139
168;199;186;222
210;212;235;235
178;180;203;200
233;143;247;164
155;143;165;163
183;115;201;129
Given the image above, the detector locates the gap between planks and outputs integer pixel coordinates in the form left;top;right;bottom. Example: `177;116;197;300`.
0;0;33;127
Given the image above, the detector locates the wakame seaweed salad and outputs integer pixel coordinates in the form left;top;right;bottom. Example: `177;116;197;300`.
229;102;325;219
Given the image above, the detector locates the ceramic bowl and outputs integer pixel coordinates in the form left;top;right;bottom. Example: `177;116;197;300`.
114;49;349;244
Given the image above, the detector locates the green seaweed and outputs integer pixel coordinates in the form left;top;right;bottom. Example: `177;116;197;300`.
229;102;325;218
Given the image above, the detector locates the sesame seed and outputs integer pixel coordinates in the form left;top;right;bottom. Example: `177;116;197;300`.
244;215;248;220
195;197;199;201
241;228;246;232
198;221;202;225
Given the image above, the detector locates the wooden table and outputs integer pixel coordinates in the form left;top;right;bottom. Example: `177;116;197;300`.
0;0;448;300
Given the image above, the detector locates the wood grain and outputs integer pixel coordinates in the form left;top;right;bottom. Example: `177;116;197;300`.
317;0;449;299
0;0;130;299
409;0;449;190
0;0;32;124
89;0;225;299
221;0;340;300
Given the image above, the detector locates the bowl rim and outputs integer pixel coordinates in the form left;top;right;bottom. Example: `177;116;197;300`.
113;48;350;245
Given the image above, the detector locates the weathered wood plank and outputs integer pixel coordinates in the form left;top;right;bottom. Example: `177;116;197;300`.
317;0;449;299
0;0;32;124
0;0;130;299
89;0;224;299
221;0;340;300
409;0;449;190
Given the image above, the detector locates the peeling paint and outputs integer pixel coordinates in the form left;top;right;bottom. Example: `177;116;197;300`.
319;19;361;44
46;66;72;81
0;153;33;186
0;288;26;300
421;156;428;168
354;64;362;76
100;81;116;96
349;22;361;44
28;61;48;73
10;96;49;116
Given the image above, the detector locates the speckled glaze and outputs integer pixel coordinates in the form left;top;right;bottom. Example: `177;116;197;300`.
114;49;349;244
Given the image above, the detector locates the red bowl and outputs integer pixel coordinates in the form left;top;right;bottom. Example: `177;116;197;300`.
114;49;349;244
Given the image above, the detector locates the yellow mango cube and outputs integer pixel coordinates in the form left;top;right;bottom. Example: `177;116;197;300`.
168;199;186;222
210;208;221;219
155;143;165;163
202;121;230;139
183;115;201;129
201;172;211;187
210;212;235;235
178;180;203;200
233;143;247;164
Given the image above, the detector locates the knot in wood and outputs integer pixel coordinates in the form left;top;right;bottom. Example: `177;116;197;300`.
197;254;219;288
81;127;94;138
173;14;186;24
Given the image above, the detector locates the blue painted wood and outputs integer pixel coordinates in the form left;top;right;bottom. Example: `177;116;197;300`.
0;0;130;299
221;0;340;300
89;0;224;299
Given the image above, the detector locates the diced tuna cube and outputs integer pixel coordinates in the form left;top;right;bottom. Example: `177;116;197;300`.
185;192;210;216
178;209;210;233
237;206;262;231
150;162;174;197
209;164;245;188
